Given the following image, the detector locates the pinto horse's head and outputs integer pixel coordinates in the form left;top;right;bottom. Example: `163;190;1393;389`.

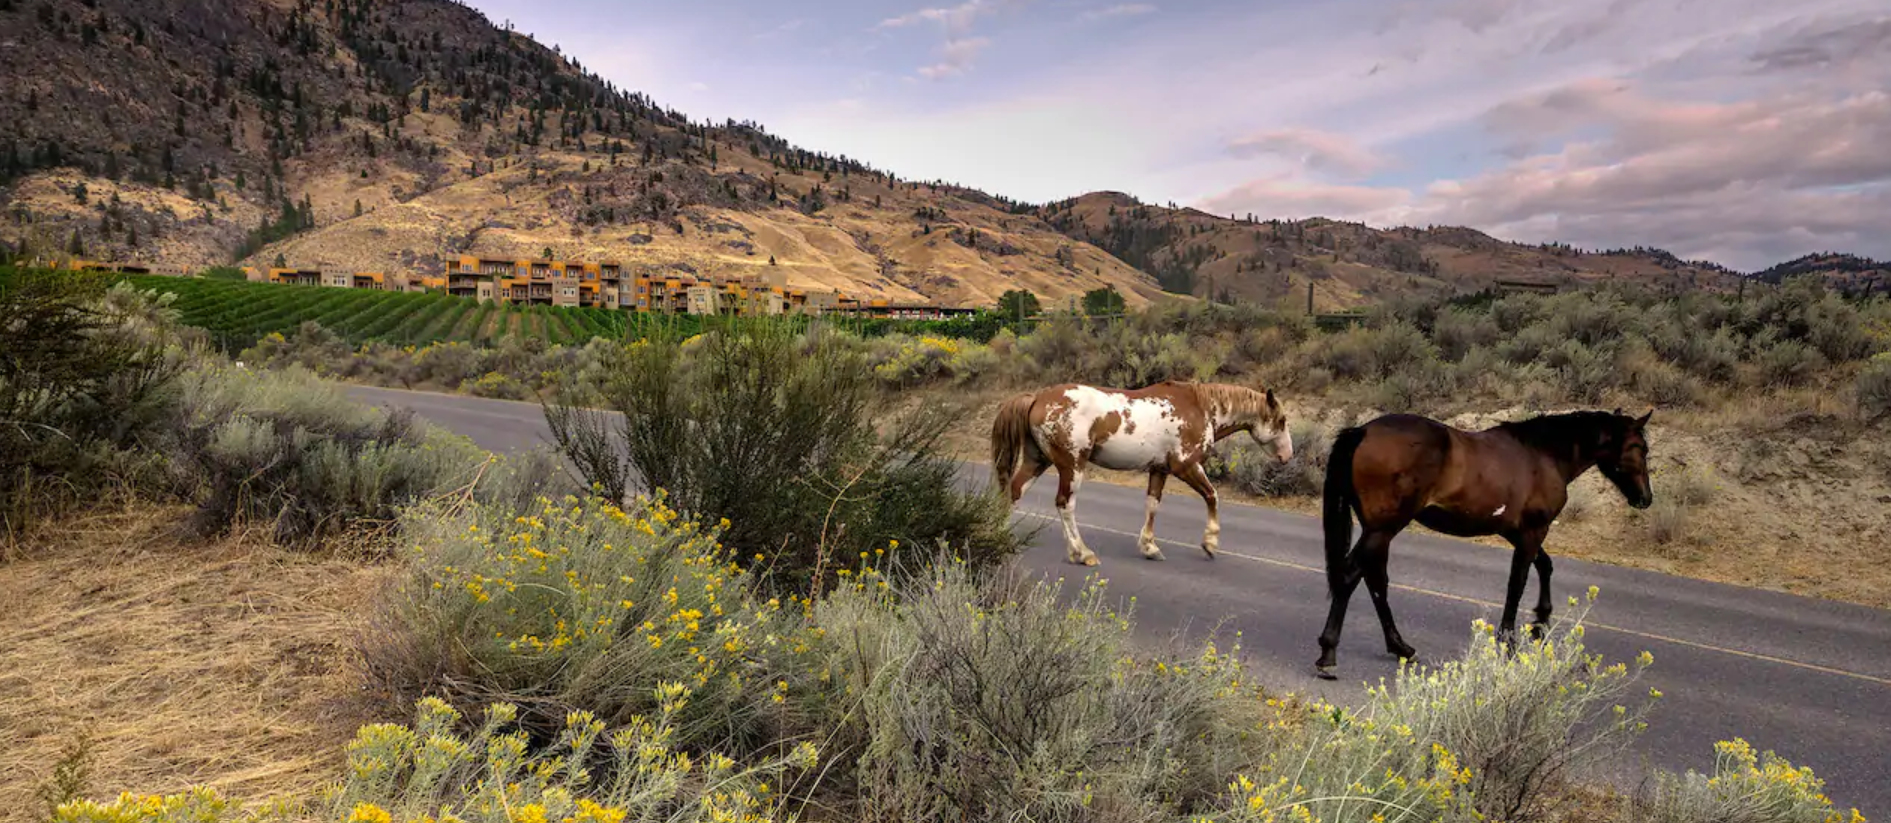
1250;388;1293;464
1595;409;1654;509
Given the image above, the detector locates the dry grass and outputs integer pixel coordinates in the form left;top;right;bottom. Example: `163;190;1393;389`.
0;504;389;821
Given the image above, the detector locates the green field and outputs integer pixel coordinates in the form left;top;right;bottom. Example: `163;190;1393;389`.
3;268;1020;350
113;275;701;351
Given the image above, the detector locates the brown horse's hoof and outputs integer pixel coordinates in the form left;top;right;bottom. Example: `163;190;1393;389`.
1313;665;1338;681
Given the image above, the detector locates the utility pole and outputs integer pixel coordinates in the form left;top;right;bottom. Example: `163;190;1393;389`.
1306;282;1314;315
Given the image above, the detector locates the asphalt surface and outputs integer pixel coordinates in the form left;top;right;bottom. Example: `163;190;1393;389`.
346;384;1891;815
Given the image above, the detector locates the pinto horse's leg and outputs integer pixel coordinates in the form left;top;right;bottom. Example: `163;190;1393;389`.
1008;454;1048;504
1139;471;1167;560
1176;463;1219;559
1054;464;1099;567
1528;549;1555;638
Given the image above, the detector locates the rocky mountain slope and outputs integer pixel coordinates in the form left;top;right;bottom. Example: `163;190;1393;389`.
1035;192;1750;311
0;0;1864;312
0;0;1166;307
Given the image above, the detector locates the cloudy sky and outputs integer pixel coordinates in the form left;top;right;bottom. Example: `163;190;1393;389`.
464;0;1891;271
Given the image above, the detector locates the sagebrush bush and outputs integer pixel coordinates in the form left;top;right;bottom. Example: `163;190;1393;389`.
1359;590;1658;822
814;564;1279;822
170;365;486;543
56;694;822;823
374;492;812;749
1757;339;1827;388
1207;420;1334;498
1;271;186;536
546;322;1022;592
1434;307;1503;360
1622;738;1865;823
1858;353;1891;421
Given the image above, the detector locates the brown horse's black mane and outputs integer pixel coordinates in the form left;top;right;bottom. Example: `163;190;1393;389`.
1488;411;1620;454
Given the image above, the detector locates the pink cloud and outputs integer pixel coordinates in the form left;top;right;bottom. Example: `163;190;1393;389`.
1199;175;1412;220
916;37;992;79
1226;127;1388;179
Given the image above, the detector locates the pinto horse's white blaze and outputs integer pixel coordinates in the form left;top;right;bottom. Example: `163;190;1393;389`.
991;380;1292;567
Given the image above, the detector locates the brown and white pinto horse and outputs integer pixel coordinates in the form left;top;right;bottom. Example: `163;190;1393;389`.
991;380;1293;566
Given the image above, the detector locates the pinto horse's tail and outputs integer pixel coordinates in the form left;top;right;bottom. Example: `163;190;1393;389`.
1323;425;1367;598
990;392;1038;492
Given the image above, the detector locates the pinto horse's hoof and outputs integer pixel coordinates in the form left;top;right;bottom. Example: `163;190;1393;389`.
1078;556;1100;567
1312;664;1338;681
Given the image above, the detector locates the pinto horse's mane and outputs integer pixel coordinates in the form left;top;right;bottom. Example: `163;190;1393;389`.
1189;382;1279;426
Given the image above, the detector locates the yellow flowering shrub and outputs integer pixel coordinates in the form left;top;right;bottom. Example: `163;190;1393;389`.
868;334;996;386
1346;588;1658;822
382;492;815;749
1625;738;1867;823
57;695;818;823
322;693;816;823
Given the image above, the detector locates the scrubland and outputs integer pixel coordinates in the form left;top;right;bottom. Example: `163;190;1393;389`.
0;269;1873;823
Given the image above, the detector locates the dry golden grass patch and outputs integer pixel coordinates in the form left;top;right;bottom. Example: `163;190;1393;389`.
0;505;389;822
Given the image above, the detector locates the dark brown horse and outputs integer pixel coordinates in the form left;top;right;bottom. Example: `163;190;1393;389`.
1314;409;1654;679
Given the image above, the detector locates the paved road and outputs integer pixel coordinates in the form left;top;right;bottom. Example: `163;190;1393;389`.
347;384;1891;815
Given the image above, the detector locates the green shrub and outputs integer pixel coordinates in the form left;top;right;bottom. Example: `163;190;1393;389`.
373;492;806;748
814;564;1277;822
56;695;820;823
546;322;1023;593
1206;420;1332;497
1621;738;1865;823
1351;591;1657;822
1858;353;1891;421
1318;322;1437;382
1630;353;1705;407
1434;307;1503;360
1757;340;1827;387
170;365;486;544
1;271;185;536
1546;339;1619;402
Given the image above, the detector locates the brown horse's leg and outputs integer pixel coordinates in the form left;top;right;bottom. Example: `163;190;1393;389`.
1054;464;1099;567
1499;527;1547;651
1359;534;1417;660
1138;471;1168;560
1528;550;1555;638
1176;462;1219;559
1314;528;1377;676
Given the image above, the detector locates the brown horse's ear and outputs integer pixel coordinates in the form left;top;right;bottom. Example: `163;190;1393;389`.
1265;388;1278;408
1636;409;1653;428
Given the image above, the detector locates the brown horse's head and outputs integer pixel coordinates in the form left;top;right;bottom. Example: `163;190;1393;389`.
1596;409;1654;509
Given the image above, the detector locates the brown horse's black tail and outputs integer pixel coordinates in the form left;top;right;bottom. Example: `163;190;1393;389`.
1323;426;1366;598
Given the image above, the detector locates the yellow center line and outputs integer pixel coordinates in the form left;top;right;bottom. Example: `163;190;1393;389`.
1014;509;1891;688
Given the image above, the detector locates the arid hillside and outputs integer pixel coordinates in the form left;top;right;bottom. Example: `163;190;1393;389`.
1038;192;1752;311
1752;253;1890;296
0;0;1167;307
